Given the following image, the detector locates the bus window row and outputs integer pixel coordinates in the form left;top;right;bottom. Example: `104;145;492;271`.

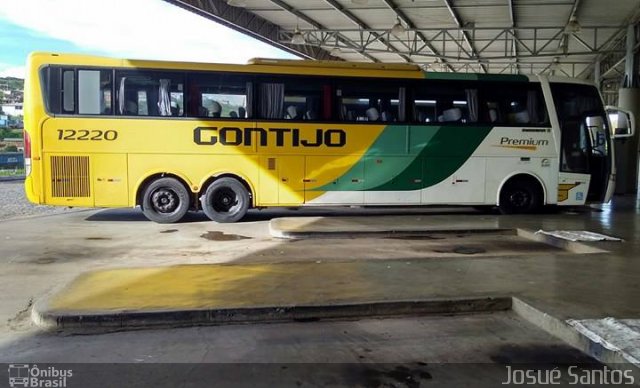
43;67;550;127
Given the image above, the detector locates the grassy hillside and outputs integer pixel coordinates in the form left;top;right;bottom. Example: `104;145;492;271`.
0;77;23;91
0;77;24;105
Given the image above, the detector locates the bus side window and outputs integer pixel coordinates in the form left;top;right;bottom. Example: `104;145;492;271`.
41;66;62;114
413;81;474;124
170;91;183;116
78;69;112;115
481;85;548;126
62;69;75;114
188;73;249;119
116;71;184;117
336;81;401;122
486;102;500;123
280;77;328;121
414;99;436;123
505;95;530;125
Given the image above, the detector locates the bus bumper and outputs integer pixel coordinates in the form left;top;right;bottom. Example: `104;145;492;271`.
24;175;41;204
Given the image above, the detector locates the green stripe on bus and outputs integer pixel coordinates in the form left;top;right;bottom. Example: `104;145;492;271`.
370;125;492;191
314;125;493;192
314;125;430;192
425;72;480;81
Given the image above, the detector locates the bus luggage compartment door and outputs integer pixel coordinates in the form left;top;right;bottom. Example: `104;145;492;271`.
258;156;305;205
305;156;365;205
93;154;129;207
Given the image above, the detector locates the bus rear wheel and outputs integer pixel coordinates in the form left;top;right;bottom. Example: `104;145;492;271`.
200;178;250;223
141;177;190;223
499;178;542;214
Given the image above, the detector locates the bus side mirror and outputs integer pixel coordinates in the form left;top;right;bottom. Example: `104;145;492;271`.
606;106;635;139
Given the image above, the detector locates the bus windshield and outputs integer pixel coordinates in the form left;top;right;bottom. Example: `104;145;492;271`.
551;83;611;201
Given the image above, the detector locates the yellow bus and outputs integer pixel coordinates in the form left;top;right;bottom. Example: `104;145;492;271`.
24;52;633;223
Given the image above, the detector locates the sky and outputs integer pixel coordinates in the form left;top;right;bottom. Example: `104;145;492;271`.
0;0;298;79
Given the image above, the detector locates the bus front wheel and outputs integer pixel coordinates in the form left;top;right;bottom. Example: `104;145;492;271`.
499;178;542;214
200;178;250;223
141;177;190;223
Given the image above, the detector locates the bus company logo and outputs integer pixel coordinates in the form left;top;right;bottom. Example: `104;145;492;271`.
8;364;73;387
495;137;550;151
193;126;347;148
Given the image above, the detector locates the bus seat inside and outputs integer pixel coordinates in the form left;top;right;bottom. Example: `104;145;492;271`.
439;107;462;122
489;109;498;122
510;110;530;124
347;110;355;121
210;101;222;118
125;100;138;115
305;110;316;120
366;107;380;121
198;106;209;117
285;105;299;120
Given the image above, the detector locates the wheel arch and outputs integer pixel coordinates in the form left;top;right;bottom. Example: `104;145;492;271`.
496;172;548;206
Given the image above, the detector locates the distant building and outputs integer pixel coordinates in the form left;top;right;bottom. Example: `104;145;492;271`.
1;138;24;151
0;152;24;168
1;103;23;116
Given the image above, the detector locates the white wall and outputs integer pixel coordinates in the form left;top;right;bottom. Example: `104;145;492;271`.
1;104;23;116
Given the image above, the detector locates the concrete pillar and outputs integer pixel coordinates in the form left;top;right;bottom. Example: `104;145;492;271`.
614;88;640;194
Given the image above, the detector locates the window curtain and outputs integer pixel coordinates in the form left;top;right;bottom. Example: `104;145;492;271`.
465;89;478;122
99;88;106;114
158;79;172;116
118;77;127;115
259;83;284;119
527;90;540;123
245;82;253;118
398;87;406;122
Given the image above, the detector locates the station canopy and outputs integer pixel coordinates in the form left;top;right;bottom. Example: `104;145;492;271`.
166;0;640;86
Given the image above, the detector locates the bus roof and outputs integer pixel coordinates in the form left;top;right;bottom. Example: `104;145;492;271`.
28;51;538;82
247;57;423;72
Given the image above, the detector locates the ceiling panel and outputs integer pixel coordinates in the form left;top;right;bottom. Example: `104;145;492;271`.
171;0;640;79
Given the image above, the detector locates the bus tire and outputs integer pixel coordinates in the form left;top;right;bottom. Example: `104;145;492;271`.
200;178;250;223
141;177;190;223
499;178;542;214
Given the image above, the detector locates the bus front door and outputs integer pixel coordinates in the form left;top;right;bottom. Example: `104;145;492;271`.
557;114;610;205
551;83;611;205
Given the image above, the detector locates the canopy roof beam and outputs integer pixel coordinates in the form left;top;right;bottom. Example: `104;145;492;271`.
380;0;455;71
268;0;377;62
441;0;487;73
322;0;411;63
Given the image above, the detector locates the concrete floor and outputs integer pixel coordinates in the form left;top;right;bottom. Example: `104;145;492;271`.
0;198;639;385
1;312;603;387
